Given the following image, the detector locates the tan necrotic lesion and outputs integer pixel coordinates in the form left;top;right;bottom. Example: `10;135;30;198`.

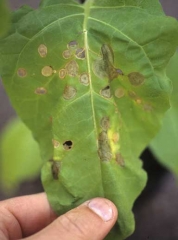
49;159;61;180
38;44;47;58
98;131;112;161
63;85;77;100
93;44;123;81
17;68;27;77
35;87;47;95
98;117;112;161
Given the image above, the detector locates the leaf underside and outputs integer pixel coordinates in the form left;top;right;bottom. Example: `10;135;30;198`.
0;0;178;239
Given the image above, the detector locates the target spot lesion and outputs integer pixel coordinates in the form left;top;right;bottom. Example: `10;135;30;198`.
35;87;47;95
38;44;47;58
100;85;112;98
79;73;90;86
17;68;27;78
92;44;123;81
128;72;145;86
49;159;61;180
41;66;54;77
98;131;112;161
63;85;77;100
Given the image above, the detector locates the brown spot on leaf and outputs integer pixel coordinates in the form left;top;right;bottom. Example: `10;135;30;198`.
41;66;53;77
128;90;137;99
115;88;125;98
116;153;125;167
62;49;72;59
35;87;47;95
143;103;152;112
59;69;67;79
52;139;60;148
38;44;47;58
98;131;112;161
49;159;60;180
101;44;114;65
128;72;145;86
65;60;79;77
100;86;111;98
128;91;142;103
67;40;78;50
92;58;108;79
63;85;77;100
80;73;89;86
17;68;27;77
93;44;121;81
100;117;110;131
75;48;85;60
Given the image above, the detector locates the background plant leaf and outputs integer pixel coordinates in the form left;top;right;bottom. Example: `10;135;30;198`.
0;0;10;37
0;0;178;239
0;118;42;192
150;52;178;176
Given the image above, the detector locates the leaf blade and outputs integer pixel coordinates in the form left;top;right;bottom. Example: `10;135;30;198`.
150;52;178;176
0;1;178;239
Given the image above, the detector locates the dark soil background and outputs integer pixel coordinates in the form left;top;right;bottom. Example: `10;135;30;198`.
0;0;178;239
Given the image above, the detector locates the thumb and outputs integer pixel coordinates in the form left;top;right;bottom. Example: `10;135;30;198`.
27;198;118;240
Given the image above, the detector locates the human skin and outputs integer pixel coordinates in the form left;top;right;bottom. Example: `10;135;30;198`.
0;193;118;240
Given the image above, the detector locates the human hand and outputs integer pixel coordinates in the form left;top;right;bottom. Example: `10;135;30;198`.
0;193;118;240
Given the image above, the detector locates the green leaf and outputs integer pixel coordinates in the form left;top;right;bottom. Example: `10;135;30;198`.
0;0;10;37
0;118;42;191
0;0;178;239
150;52;178;176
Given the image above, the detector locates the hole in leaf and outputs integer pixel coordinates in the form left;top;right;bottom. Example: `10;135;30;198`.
63;140;73;150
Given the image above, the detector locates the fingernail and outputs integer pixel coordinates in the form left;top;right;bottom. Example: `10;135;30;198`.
87;198;113;222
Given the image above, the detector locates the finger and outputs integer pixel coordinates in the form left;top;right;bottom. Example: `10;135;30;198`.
26;198;118;240
0;193;56;239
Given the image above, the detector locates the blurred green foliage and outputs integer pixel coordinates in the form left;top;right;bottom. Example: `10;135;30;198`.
0;118;42;192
